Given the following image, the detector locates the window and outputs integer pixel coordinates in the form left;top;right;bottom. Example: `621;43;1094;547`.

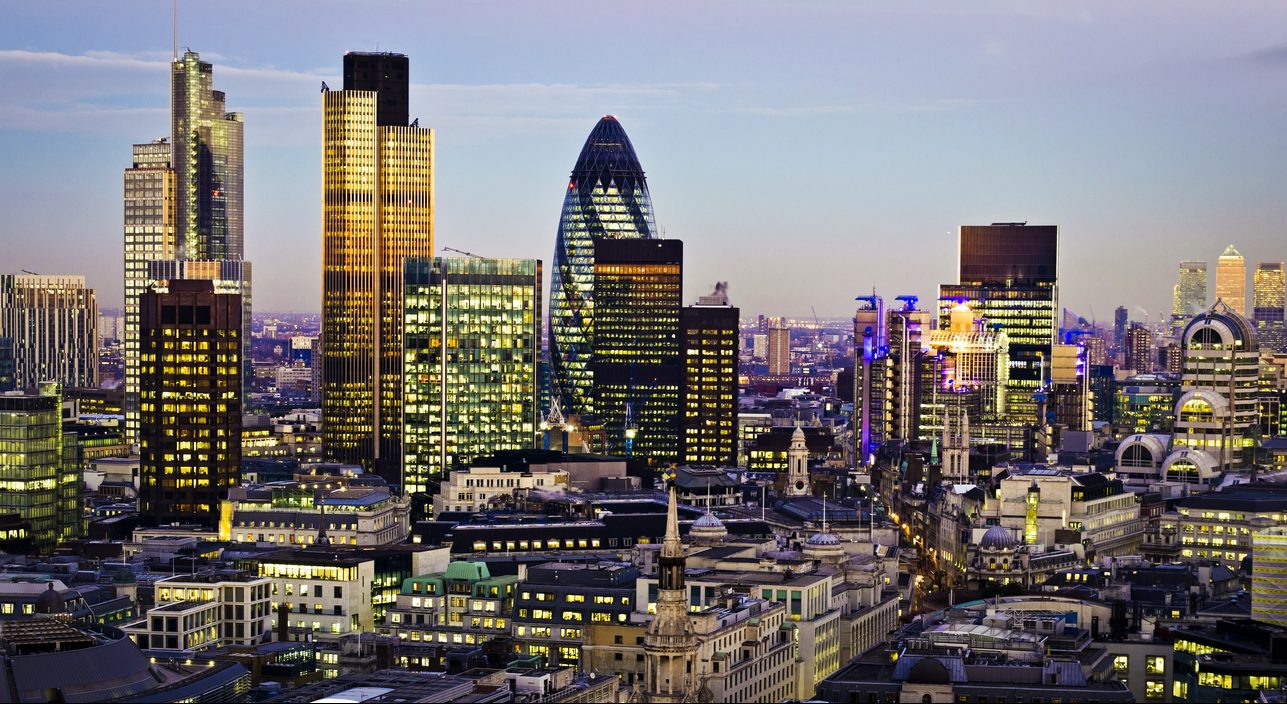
1145;656;1164;675
1145;680;1164;699
1113;655;1129;673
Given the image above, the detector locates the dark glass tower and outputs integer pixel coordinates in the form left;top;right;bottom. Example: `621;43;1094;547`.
939;223;1058;424
591;238;682;464
681;286;739;466
550;116;657;422
342;52;410;128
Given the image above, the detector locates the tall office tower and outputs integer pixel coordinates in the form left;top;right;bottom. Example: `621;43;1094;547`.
591;238;682;463
1124;323;1152;373
0;337;13;392
1172;261;1208;334
681;283;739;466
1165;302;1260;482
322;52;434;479
886;300;932;441
0;383;81;552
767;324;791;375
171;50;243;261
1254;262;1286;352
1216;244;1247;315
852;296;887;463
402;257;542;495
1113;306;1128;353
925;302;1010;424
1089;364;1116;424
0;275;98;390
147;259;252;396
138;279;242;528
940;224;1057;424
123;139;176;443
550;116;657;420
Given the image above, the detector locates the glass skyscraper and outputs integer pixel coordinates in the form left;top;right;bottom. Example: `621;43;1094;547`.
402;257;541;495
1216;244;1247;315
939;223;1058;425
171;50;243;261
322;52;434;480
550;116;657;421
1255;262;1285;352
0;383;81;553
591;238;682;464
681;286;739;466
0;274;99;391
1172;261;1207;335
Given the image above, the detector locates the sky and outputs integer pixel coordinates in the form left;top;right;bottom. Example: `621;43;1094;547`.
2;1;1286;321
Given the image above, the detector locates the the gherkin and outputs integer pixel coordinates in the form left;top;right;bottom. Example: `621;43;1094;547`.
549;116;657;419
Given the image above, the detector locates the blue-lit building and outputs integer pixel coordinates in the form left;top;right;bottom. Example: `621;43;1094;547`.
549;116;657;422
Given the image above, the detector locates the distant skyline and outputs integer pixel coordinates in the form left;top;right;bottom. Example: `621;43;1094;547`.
3;1;1287;320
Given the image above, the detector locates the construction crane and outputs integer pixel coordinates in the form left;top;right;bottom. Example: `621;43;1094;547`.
442;247;487;259
811;306;834;373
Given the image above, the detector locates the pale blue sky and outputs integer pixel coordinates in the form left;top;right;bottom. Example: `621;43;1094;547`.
2;1;1286;321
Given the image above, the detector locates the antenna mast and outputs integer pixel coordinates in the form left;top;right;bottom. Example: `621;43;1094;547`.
172;0;178;61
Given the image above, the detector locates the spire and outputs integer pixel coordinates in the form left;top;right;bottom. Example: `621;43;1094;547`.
663;487;682;557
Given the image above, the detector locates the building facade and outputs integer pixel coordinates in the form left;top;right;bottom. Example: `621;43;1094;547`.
322;52;434;480
0;384;82;552
0;274;98;390
1173;260;1208;334
767;324;790;376
550;116;657;422
123;139;177;443
591;238;682;464
1255;261;1285;352
680;285;738;466
402;257;541;495
138;279;242;528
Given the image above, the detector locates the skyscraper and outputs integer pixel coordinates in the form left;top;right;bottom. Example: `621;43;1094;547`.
939;223;1058;424
0;383;82;552
591;238;682;463
138;279;242;528
0;274;98;390
402;257;542;495
1172;261;1207;333
767;324;791;376
1125;323;1152;373
1254;262;1286;352
1113;305;1128;353
1216;244;1247;315
322;52;434;479
123;139;176;442
171;50;244;261
681;283;739;466
853;295;887;463
550;116;657;420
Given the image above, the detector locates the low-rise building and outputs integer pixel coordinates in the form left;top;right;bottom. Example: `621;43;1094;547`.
221;480;409;547
379;561;518;653
431;464;569;515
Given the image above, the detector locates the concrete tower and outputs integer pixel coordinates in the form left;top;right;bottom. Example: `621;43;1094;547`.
642;489;698;702
786;426;811;496
942;401;970;483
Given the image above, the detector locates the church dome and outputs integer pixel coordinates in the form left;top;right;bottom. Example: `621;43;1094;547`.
979;525;1017;551
807;531;842;547
690;511;728;545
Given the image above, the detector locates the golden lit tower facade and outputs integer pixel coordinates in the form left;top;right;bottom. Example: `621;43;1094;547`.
123;139;176;444
1216;244;1247;315
402;257;541;495
1254;262;1285;352
681;284;739;466
138;279;242;528
322;52;434;480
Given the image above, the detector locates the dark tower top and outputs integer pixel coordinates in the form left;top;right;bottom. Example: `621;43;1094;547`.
343;52;410;127
959;223;1058;287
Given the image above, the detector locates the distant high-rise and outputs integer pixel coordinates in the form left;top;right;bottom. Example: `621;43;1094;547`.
322;52;434;480
1254;262;1285;352
1216;244;1247;315
0;337;13;391
550;116;657;420
1113;306;1128;353
591;238;682;464
939;223;1058;423
138;279;242;528
123;139;176;442
1125;323;1152;373
171;50;244;261
0;383;81;552
681;284;739;466
767;325;791;376
0;274;98;390
1172;261;1207;333
402;257;542;495
853;296;886;462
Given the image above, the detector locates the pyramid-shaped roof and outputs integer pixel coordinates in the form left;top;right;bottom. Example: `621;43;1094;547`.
1221;244;1242;258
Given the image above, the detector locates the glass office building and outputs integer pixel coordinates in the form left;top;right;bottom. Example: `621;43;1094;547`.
171;50;243;261
0;383;81;552
681;287;739;466
1255;262;1286;352
402;257;541;495
0;274;99;391
940;223;1058;424
322;52;434;480
1172;261;1207;334
591;238;682;464
550;116;657;421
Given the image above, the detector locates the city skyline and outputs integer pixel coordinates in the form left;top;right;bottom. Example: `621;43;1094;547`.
3;2;1287;319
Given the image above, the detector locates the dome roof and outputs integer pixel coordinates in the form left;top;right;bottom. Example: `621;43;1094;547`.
36;582;64;614
979;525;1018;551
1182;301;1258;354
1116;434;1170;468
807;531;842;547
693;512;724;530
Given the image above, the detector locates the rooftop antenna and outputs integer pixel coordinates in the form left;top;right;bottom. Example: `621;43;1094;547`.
172;0;178;61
